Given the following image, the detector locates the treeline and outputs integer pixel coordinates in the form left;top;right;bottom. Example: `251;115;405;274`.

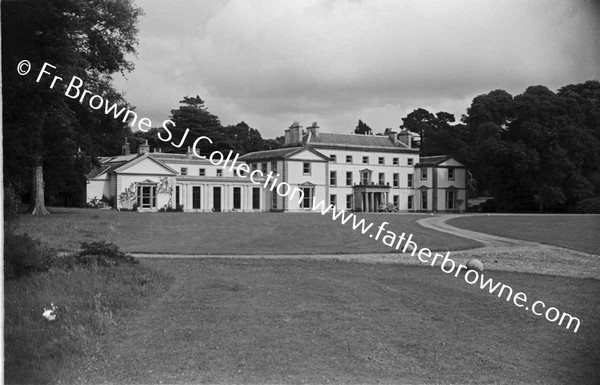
397;81;600;212
132;96;282;156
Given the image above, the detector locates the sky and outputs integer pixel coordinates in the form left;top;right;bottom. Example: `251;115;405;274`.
113;0;600;139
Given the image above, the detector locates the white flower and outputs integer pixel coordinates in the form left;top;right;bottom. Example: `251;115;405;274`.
42;303;57;321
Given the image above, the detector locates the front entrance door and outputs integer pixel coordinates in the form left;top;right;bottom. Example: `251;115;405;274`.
213;187;221;212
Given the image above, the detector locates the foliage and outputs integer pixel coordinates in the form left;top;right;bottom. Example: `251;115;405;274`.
87;195;112;209
574;196;600;214
4;232;54;280
2;0;142;210
76;241;139;267
355;119;373;135
457;81;600;212
4;183;22;232
159;203;184;212
118;182;137;210
51;241;139;269
135;97;281;155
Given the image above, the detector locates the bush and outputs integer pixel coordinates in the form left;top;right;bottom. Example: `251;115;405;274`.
4;233;53;279
87;195;112;209
73;241;139;267
574;196;600;214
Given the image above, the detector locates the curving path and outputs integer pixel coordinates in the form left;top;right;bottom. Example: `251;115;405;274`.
416;214;540;248
416;214;600;279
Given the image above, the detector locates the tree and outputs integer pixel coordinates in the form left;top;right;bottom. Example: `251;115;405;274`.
2;0;143;214
355;119;373;135
400;108;435;151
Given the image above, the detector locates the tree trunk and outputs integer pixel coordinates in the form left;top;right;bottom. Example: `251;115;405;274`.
31;165;50;215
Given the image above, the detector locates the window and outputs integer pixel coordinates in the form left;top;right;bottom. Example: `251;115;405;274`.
360;170;371;185
176;186;180;207
330;154;337;162
199;168;205;176
271;161;277;173
408;158;414;166
393;195;399;208
421;190;428;210
378;173;385;185
378;157;384;165
447;190;456;210
330;194;337;206
346;171;353;186
393;173;399;188
181;167;188;176
393;157;399;166
233;187;241;210
407;173;413;188
301;187;313;209
362;156;369;164
137;185;157;209
261;162;267;174
408;195;414;210
330;171;337;186
213;187;222;212
192;186;201;209
303;162;311;175
216;169;223;177
421;168;427;180
272;193;278;209
346;194;353;210
448;168;455;180
252;188;260;209
346;155;352;163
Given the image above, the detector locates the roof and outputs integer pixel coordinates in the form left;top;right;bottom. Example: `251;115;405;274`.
301;132;416;152
240;147;328;162
112;154;178;174
415;155;464;167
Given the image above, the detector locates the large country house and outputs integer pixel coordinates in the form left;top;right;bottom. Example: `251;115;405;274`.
86;122;468;213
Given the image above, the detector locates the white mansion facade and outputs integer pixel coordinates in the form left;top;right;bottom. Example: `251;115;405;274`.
86;122;468;213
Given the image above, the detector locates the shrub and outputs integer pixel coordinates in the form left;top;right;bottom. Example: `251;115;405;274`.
87;195;112;209
4;233;53;279
574;196;600;214
73;241;139;267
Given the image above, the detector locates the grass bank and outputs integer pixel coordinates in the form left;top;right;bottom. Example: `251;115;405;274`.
4;262;172;384
80;258;600;384
448;214;600;254
17;208;480;254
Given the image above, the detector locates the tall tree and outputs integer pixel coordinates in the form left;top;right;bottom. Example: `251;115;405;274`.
355;119;373;135
2;0;143;214
400;108;435;151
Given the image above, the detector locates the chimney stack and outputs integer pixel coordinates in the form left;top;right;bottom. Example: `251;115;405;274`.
138;139;150;155
306;122;320;139
284;121;303;146
398;131;412;148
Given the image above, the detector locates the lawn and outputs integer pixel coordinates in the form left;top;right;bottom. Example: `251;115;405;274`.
16;207;480;254
4;263;172;384
77;258;600;384
448;214;600;255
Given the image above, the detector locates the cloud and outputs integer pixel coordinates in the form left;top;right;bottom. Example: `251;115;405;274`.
114;0;599;137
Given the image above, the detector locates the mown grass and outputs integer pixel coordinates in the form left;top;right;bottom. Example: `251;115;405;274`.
17;208;480;254
3;263;172;384
448;214;600;254
79;258;600;384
